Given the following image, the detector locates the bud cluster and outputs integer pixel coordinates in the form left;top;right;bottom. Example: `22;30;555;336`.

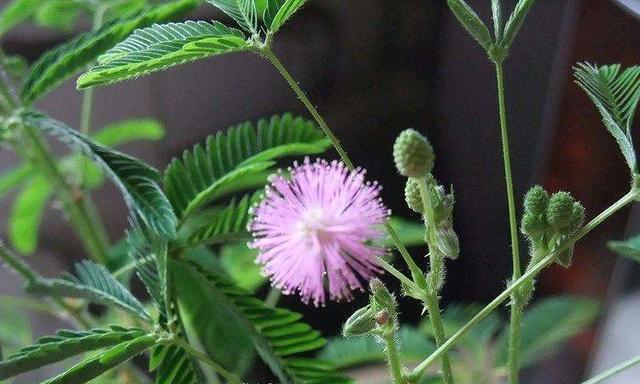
342;279;398;337
521;186;585;267
393;129;435;178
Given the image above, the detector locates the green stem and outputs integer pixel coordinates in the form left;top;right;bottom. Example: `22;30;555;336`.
494;60;523;384
173;337;243;384
582;354;640;384
406;189;637;383
259;46;426;288
382;326;405;384
415;177;455;384
264;287;281;307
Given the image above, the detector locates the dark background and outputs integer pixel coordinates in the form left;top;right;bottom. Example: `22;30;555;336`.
1;1;639;383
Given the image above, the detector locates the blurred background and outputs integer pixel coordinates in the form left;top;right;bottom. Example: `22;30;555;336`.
1;0;640;383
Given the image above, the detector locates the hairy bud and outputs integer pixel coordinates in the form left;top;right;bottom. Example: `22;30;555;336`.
370;278;397;313
521;212;547;239
561;202;585;235
404;178;424;213
342;305;376;337
393;129;435;177
546;192;575;231
524;185;549;215
556;244;575;268
437;226;460;259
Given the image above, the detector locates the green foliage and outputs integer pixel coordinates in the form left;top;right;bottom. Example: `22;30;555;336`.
495;296;599;367
21;0;198;103
31;260;151;322
206;0;258;34
608;234;640;263
34;0;81;32
384;217;427;248
575;63;640;174
164;113;330;219
185;192;260;246
8;176;52;255
0;165;32;201
24;111;177;238
218;242;265;291
150;344;203;384
0;326;146;380
501;0;536;49
446;0;493;52
93;118;165;147
320;327;435;370
0;0;39;36
0;302;31;358
171;260;351;384
77;20;250;89
264;0;308;33
41;334;157;384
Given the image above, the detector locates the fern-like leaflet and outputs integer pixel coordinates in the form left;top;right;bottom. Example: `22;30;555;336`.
164;113;330;220
77;20;250;89
206;0;258;34
171;260;352;384
21;0;198;103
264;0;308;33
0;326;145;380
575;63;640;174
23;110;177;238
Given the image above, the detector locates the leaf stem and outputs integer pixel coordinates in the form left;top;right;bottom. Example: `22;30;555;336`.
494;59;523;384
406;189;638;382
259;46;427;288
382;326;405;384
172;337;243;384
582;354;640;384
415;177;454;384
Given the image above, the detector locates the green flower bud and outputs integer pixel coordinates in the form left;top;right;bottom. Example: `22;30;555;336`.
370;278;397;313
521;212;547;239
437;226;460;259
342;305;377;337
546;191;575;231
561;202;585;235
393;129;435;177
524;185;549;215
404;178;424;213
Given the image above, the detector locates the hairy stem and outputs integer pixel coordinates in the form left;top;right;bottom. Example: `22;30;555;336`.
173;337;242;384
382;326;405;384
494;60;523;384
259;46;427;288
415;177;455;384
406;189;638;382
582;354;640;384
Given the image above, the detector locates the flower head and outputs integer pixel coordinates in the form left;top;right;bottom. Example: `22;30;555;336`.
249;158;389;306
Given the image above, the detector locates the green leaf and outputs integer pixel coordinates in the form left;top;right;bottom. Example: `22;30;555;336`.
491;0;502;41
24;110;177;238
185;192;260;247
220;242;265;291
21;0;198;103
575;63;640;174
93;118;165;147
0;0;39;36
41;334;156;384
34;0;80;32
171;260;352;384
608;234;640;263
150;344;203;384
0;165;32;201
501;0;536;49
8;176;52;255
264;0;307;33
77;20;250;89
446;0;493;52
319;326;435;370
495;296;599;367
164;113;331;219
206;0;258;34
31;260;151;322
0;302;31;358
0;326;145;380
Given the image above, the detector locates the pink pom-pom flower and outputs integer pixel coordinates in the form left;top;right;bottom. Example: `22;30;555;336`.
249;158;389;306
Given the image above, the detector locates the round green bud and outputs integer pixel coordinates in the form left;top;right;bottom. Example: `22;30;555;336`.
404;178;424;213
561;202;585;235
524;185;549;215
370;278;397;312
521;212;547;239
437;226;460;259
547;191;576;230
393;129;435;177
342;305;377;337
